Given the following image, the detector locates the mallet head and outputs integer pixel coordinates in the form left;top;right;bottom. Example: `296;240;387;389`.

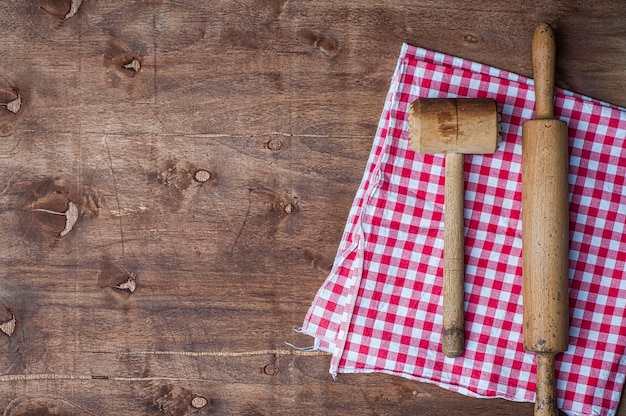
408;98;500;155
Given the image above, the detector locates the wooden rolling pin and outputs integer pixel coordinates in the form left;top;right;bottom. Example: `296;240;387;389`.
522;23;570;416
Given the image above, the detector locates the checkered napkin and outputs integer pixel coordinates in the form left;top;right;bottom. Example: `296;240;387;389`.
300;43;626;416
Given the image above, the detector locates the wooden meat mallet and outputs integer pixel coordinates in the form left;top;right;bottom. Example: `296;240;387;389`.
522;23;570;416
408;98;499;357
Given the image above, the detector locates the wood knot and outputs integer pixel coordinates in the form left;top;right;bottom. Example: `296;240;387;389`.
156;160;194;191
2;90;21;114
0;86;23;135
19;177;99;243
304;30;340;58
64;0;83;20
193;169;212;183
29;201;79;238
115;273;137;293
266;139;282;151
0;314;15;337
463;33;480;43
263;363;279;376
153;385;196;414
315;35;339;57
122;58;141;73
39;0;83;20
191;396;208;409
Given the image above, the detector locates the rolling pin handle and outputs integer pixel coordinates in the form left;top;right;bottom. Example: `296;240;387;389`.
534;353;559;416
532;23;557;120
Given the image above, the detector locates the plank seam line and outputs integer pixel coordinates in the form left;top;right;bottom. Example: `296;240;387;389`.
131;349;330;357
0;374;91;382
18;130;373;139
0;374;272;383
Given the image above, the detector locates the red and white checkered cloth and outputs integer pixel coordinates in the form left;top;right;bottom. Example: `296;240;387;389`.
301;43;626;416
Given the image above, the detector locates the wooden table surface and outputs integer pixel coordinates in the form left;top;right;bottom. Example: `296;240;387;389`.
0;1;624;415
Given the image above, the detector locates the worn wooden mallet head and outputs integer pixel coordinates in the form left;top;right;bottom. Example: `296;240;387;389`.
408;98;500;357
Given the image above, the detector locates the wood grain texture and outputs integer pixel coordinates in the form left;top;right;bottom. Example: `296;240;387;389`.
0;1;624;415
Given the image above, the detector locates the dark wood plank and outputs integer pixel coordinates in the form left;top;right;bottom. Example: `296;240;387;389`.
0;0;624;415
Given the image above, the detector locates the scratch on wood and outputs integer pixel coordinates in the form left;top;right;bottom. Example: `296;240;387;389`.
64;0;83;20
3;394;101;416
229;188;253;253
103;135;126;263
152;13;158;105
0;168;23;196
270;0;290;17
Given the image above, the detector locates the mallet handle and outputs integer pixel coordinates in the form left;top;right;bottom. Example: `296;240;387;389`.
443;152;465;357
